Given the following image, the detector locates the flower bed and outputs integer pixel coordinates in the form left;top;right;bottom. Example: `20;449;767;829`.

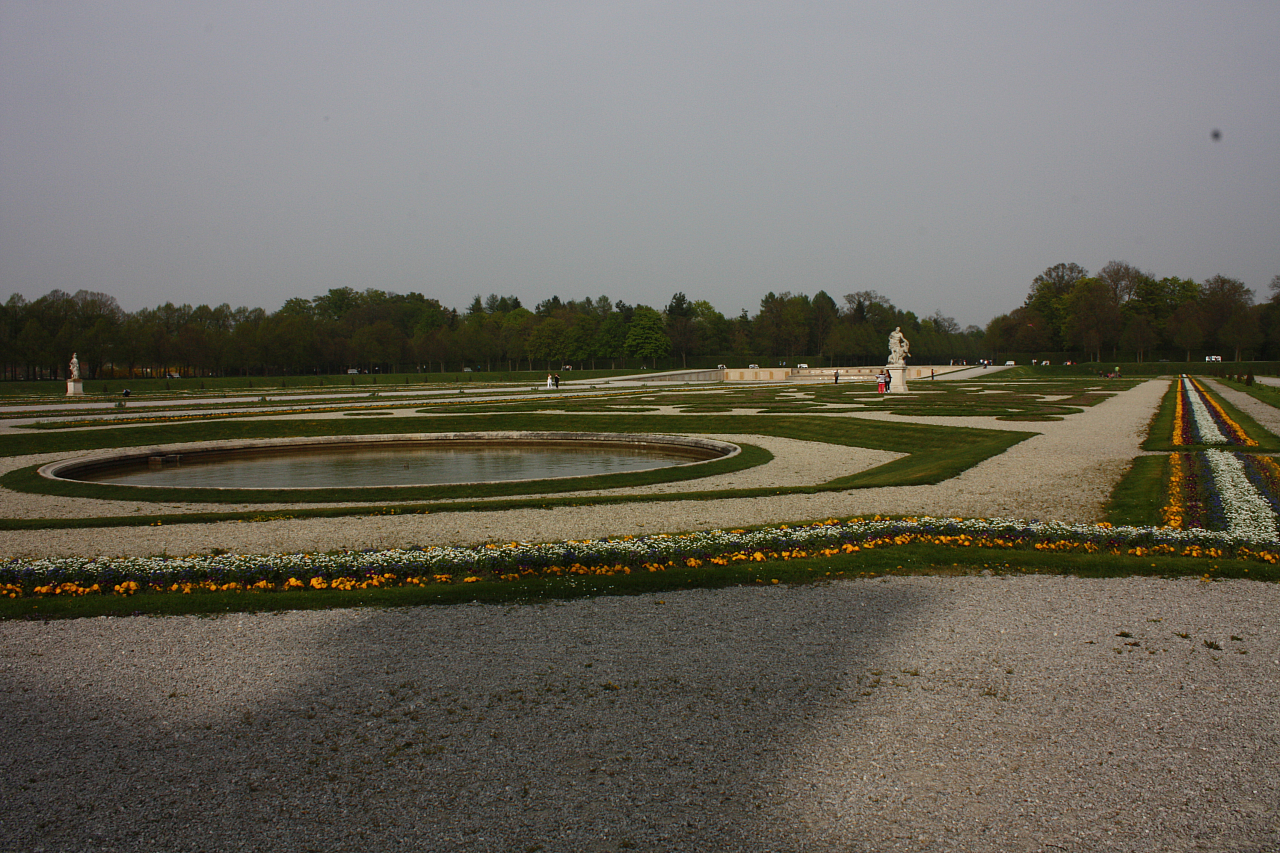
1241;454;1280;518
1163;451;1219;530
4;516;1278;599
1161;376;1279;539
1203;449;1280;541
1162;447;1280;540
1176;376;1255;446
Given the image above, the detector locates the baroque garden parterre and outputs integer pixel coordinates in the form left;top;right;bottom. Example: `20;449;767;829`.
2;370;1278;617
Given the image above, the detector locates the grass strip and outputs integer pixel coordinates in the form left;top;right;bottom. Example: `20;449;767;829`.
1140;380;1179;451
1200;382;1280;449
0;412;970;457
1105;455;1170;528
26;387;663;430
1213;379;1280;414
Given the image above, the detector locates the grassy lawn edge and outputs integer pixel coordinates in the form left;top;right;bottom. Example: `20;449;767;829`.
5;542;1270;621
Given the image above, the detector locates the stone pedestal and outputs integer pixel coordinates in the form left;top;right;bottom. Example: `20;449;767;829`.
886;365;909;394
66;379;83;397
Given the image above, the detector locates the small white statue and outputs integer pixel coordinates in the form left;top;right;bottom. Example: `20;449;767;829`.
69;352;80;381
887;327;909;366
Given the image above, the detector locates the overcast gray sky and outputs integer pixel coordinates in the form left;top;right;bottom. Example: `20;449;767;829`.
3;1;1277;328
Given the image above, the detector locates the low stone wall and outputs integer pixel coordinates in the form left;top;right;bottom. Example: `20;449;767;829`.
638;368;726;383
790;365;969;382
597;369;725;383
723;368;791;382
605;364;973;384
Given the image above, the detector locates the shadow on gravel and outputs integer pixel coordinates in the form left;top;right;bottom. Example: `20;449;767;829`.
0;582;932;852
4;579;1278;852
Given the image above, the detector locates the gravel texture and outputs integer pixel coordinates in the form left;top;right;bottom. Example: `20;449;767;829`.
1208;379;1280;438
2;575;1277;852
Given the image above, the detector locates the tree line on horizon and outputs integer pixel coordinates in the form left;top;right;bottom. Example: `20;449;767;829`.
986;261;1280;364
1;261;1277;381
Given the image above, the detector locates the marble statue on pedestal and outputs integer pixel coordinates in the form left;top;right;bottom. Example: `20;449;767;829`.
887;328;909;366
66;352;83;396
886;328;910;393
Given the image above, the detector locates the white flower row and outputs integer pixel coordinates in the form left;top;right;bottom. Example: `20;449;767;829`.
1183;376;1226;443
5;515;1276;586
1202;449;1280;542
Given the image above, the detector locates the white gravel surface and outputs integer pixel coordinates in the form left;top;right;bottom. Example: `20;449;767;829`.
2;575;1276;852
0;380;1168;558
1207;379;1280;438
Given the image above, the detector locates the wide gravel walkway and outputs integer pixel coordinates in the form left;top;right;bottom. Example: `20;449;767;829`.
2;575;1276;852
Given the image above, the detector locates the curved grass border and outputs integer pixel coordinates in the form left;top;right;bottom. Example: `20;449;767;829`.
3;442;769;506
0;412;1031;516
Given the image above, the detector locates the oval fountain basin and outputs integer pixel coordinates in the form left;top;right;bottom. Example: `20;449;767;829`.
41;432;738;490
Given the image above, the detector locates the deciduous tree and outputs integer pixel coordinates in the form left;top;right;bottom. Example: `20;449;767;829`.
624;306;670;367
1025;263;1088;349
1062;278;1122;361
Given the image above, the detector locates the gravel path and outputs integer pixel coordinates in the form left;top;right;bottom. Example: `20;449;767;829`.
2;575;1276;852
1207;379;1280;438
0;380;1169;558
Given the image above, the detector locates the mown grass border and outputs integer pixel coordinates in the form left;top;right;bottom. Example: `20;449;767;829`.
0;413;1032;524
1214;377;1280;411
1141;380;1179;451
1105;455;1169;528
1;443;772;505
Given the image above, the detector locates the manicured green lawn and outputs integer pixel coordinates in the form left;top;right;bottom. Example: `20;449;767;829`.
2;410;1030;522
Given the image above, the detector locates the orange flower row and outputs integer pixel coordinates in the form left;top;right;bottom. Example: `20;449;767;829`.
14;531;1279;600
1173;382;1188;445
1194;379;1256;445
1163;452;1186;529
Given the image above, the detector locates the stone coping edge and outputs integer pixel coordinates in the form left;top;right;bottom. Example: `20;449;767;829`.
37;432;742;492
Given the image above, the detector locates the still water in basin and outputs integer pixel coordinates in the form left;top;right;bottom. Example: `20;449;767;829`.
79;444;701;488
